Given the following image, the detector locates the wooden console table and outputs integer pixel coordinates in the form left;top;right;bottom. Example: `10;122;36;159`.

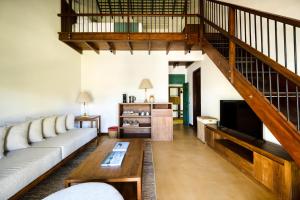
75;115;101;134
205;124;300;200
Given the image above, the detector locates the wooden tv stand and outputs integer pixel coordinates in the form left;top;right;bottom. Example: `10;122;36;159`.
205;124;300;200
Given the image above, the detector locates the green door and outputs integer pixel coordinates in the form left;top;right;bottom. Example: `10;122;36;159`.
183;83;189;126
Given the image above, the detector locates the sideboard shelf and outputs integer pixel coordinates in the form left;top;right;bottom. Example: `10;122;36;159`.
120;127;152;129
118;103;173;140
205;124;300;200
120;116;152;118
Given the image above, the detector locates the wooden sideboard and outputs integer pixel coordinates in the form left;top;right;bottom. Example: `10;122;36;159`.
118;103;173;141
205;124;300;200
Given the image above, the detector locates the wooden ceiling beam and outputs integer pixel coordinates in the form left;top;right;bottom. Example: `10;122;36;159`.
64;41;82;54
185;62;194;68
173;62;179;68
107;42;116;54
184;43;193;55
85;42;100;54
166;42;171;55
148;41;151;55
128;41;133;55
169;61;194;68
59;32;193;41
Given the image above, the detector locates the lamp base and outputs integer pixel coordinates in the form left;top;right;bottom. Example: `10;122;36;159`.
82;111;89;117
144;99;148;103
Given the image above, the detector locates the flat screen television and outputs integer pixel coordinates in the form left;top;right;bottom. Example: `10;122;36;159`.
220;100;263;140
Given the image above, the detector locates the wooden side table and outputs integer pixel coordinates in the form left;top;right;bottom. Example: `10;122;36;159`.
75;115;101;144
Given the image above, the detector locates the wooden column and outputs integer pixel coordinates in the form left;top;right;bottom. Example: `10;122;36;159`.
228;7;236;83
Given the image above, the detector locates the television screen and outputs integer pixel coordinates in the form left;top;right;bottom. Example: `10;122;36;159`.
220;100;263;140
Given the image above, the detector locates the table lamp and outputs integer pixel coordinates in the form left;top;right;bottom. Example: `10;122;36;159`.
77;91;93;116
139;79;153;103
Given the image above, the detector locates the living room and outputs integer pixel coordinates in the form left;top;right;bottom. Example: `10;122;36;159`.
1;0;300;200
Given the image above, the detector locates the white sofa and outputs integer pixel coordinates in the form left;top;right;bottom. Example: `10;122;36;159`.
0;114;97;200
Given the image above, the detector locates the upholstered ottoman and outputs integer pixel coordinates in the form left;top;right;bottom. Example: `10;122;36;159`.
43;183;124;200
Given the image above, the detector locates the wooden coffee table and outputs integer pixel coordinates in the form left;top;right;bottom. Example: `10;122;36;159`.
64;139;144;200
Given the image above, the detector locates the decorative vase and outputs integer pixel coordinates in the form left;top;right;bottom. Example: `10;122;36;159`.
149;95;155;103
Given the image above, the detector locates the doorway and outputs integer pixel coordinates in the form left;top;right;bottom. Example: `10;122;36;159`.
193;68;201;128
169;87;183;123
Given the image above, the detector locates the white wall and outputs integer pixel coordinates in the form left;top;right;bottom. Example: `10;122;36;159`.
220;0;300;20
0;0;81;124
193;54;280;144
81;51;202;132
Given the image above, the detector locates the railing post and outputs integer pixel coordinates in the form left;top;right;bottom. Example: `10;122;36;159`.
200;0;204;40
127;0;130;35
228;6;236;83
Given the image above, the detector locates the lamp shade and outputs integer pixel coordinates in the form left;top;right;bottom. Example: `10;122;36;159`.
139;79;153;89
77;91;93;103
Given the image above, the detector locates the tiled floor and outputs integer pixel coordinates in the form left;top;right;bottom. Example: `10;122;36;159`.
152;124;276;200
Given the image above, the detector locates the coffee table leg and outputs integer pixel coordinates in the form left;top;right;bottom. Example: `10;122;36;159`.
137;179;142;200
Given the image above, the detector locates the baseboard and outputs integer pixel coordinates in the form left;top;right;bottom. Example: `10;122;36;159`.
101;132;109;136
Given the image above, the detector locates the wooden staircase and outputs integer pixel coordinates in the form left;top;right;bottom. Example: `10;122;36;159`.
201;0;300;167
58;0;300;168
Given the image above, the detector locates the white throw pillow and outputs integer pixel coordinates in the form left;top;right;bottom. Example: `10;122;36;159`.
5;122;30;151
66;114;75;130
56;115;67;134
0;127;8;159
29;119;44;143
43;116;57;138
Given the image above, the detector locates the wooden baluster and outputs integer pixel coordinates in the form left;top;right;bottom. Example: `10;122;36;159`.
228;7;236;83
200;0;204;44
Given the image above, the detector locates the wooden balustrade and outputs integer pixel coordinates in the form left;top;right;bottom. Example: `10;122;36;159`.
199;0;300;168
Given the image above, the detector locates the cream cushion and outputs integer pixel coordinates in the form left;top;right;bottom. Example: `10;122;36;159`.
43;183;124;200
43;117;57;138
0;127;7;159
0;147;61;200
31;128;97;159
56;115;67;134
66;114;75;130
29;119;44;143
5;122;30;151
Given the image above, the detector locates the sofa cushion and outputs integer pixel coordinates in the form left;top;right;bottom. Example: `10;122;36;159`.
0;147;61;200
66;114;75;130
29;119;44;143
5;122;30;151
56;115;67;134
0;127;8;159
32;128;97;159
43;117;57;138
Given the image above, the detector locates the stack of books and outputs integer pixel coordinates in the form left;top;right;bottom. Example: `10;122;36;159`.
101;142;130;167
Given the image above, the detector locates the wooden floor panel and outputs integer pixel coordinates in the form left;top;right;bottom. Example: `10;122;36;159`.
152;124;277;200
